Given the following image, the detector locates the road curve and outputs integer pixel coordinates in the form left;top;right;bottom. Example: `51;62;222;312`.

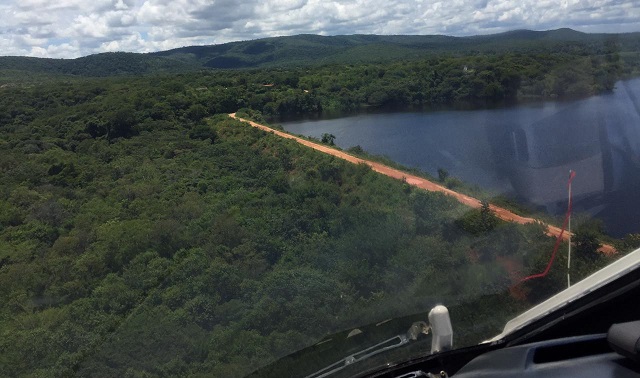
229;113;616;255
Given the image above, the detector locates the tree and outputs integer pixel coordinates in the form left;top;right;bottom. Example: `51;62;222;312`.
573;220;603;261
189;123;217;142
437;168;449;182
150;102;173;120
107;108;137;140
85;119;107;138
618;233;640;253
186;104;208;121
321;133;336;145
455;200;498;236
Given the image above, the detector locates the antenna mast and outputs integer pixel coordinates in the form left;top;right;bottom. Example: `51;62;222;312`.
567;170;575;288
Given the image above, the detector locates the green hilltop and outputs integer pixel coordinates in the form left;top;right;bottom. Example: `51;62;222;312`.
1;28;639;76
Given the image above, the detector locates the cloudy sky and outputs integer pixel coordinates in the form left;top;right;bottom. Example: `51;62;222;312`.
2;0;639;59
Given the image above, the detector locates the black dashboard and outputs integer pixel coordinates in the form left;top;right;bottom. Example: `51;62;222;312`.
454;333;639;378
364;261;640;378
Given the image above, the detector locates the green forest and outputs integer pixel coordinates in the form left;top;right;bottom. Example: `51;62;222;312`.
3;28;640;74
1;35;640;377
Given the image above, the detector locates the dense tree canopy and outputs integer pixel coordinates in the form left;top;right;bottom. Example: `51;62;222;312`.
0;52;637;377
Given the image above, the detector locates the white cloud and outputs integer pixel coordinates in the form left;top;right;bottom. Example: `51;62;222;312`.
0;0;639;58
72;14;110;38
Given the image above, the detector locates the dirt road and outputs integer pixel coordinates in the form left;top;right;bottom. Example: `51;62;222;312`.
229;113;616;255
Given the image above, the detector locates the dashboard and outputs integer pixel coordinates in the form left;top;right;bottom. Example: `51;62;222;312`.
363;255;640;378
454;333;639;378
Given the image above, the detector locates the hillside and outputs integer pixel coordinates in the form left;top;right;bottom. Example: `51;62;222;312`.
1;28;639;76
0;52;198;77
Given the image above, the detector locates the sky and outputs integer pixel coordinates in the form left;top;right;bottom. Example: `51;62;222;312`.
1;0;639;59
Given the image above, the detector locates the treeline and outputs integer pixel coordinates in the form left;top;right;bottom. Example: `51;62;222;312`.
227;53;632;116
0;52;196;77
18;52;635;120
3;45;638;121
3;29;640;74
0;71;637;377
249;52;635;115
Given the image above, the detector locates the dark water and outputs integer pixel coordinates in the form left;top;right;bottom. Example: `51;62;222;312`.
282;79;640;238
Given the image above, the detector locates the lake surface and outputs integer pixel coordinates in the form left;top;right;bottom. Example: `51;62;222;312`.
282;79;640;238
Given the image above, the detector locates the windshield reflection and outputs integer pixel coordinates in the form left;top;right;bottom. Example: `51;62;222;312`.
488;79;640;235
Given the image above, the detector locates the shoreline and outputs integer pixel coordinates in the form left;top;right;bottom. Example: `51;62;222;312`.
229;113;616;256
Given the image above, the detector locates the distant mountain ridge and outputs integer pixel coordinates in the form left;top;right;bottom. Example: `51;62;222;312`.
1;28;639;76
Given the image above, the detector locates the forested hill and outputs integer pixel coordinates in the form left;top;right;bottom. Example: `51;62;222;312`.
154;29;640;69
0;52;198;77
1;28;640;76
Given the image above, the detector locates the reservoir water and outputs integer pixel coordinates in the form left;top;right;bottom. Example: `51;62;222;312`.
282;79;640;238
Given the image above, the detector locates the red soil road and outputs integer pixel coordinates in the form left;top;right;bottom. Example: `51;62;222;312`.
229;113;616;255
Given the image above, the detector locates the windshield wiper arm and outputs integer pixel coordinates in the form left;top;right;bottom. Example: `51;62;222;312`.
305;321;429;378
305;305;453;378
